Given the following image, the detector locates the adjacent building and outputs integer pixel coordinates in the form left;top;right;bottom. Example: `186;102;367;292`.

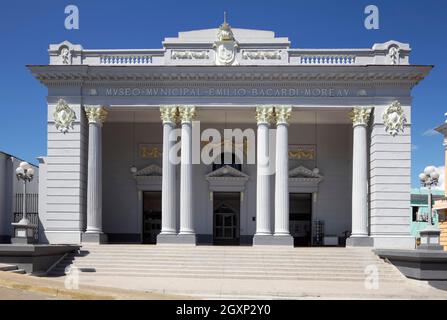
28;20;431;248
0;152;39;243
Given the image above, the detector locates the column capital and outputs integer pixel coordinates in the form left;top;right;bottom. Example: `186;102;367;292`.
160;105;178;125
274;105;293;125
349;107;372;126
256;106;274;125
84;106;108;125
178;105;197;123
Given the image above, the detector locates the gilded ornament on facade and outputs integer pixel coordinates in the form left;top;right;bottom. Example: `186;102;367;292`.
84;106;108;124
178;106;197;122
139;145;163;159
275;106;293;125
53;99;76;134
160;106;179;124
383;101;407;136
349;107;372;126
255;106;274;124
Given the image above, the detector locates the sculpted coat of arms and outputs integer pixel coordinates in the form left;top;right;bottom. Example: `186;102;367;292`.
53;99;77;133
214;14;238;66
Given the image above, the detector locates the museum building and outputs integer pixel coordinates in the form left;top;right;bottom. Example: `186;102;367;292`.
28;19;431;248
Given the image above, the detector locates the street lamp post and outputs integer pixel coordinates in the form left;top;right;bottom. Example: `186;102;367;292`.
418;166;443;250
11;161;37;244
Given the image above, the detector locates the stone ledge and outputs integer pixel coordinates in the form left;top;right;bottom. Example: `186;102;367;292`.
0;244;80;274
375;249;447;280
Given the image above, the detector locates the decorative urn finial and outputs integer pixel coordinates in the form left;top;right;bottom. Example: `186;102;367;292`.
217;11;234;41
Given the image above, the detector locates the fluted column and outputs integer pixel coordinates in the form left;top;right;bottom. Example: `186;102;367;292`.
273;106;293;246
253;106;274;245
178;106;197;244
157;106;178;244
83;106;108;243
347;107;373;247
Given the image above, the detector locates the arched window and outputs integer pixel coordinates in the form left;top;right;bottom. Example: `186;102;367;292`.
212;153;242;172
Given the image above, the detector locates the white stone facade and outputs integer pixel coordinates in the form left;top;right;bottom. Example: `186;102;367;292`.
29;21;431;249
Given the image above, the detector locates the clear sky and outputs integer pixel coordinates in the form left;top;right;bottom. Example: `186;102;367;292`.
0;0;445;187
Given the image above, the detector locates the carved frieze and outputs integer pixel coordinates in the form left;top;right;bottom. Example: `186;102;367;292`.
171;50;209;60
242;50;281;60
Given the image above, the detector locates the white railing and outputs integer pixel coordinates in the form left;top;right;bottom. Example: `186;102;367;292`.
100;55;152;65
300;55;356;65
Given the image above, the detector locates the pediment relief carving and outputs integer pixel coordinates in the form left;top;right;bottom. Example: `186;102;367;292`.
206;165;249;181
289;166;324;184
134;164;162;179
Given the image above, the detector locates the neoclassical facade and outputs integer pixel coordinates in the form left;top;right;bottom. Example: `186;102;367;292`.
29;20;431;248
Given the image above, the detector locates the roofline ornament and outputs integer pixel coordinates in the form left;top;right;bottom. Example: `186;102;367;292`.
217;12;234;42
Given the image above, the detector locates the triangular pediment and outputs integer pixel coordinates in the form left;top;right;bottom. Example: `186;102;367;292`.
134;164;162;177
289;166;324;181
206;165;249;180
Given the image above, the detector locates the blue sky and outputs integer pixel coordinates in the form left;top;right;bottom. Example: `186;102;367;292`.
0;0;445;186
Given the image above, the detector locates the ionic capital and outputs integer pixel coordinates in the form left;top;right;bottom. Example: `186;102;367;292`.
160;106;179;125
178;105;197;123
84;106;108;125
256;106;274;125
275;106;293;125
349;107;372;126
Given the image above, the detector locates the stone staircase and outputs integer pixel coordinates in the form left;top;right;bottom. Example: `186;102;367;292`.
47;245;406;283
0;263;26;274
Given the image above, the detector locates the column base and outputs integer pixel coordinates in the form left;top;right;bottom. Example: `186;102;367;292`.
254;234;294;246
346;236;374;247
176;233;197;245
82;232;108;244
11;237;36;245
156;233;180;244
253;234;273;246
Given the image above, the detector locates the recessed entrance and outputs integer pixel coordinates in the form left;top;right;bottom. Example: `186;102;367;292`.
213;192;240;245
289;193;312;247
142;191;162;244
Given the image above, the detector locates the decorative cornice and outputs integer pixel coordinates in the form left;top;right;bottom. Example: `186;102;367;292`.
349;107;372;126
84;106;108;124
178;105;197;123
256;106;274;125
275;106;293;125
160;106;178;124
28;65;432;86
383;100;407;136
53;99;76;133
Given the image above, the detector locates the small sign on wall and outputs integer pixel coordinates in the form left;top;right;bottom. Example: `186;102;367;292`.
139;144;163;159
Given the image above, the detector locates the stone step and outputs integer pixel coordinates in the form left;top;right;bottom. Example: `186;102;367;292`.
0;264;18;272
69;251;379;258
50;246;404;283
55;260;393;270
48;271;404;282
9;269;26;274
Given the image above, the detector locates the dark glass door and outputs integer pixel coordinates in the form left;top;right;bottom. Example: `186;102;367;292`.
289;193;312;246
142;191;161;244
213;192;240;245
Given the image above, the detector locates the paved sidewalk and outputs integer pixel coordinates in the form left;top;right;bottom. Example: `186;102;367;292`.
60;274;447;300
0;271;191;300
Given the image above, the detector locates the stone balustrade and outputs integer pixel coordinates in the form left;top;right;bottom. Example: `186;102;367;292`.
48;40;411;66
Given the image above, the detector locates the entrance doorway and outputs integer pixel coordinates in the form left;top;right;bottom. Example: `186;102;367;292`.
213;192;240;245
289;193;312;247
142;191;162;244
